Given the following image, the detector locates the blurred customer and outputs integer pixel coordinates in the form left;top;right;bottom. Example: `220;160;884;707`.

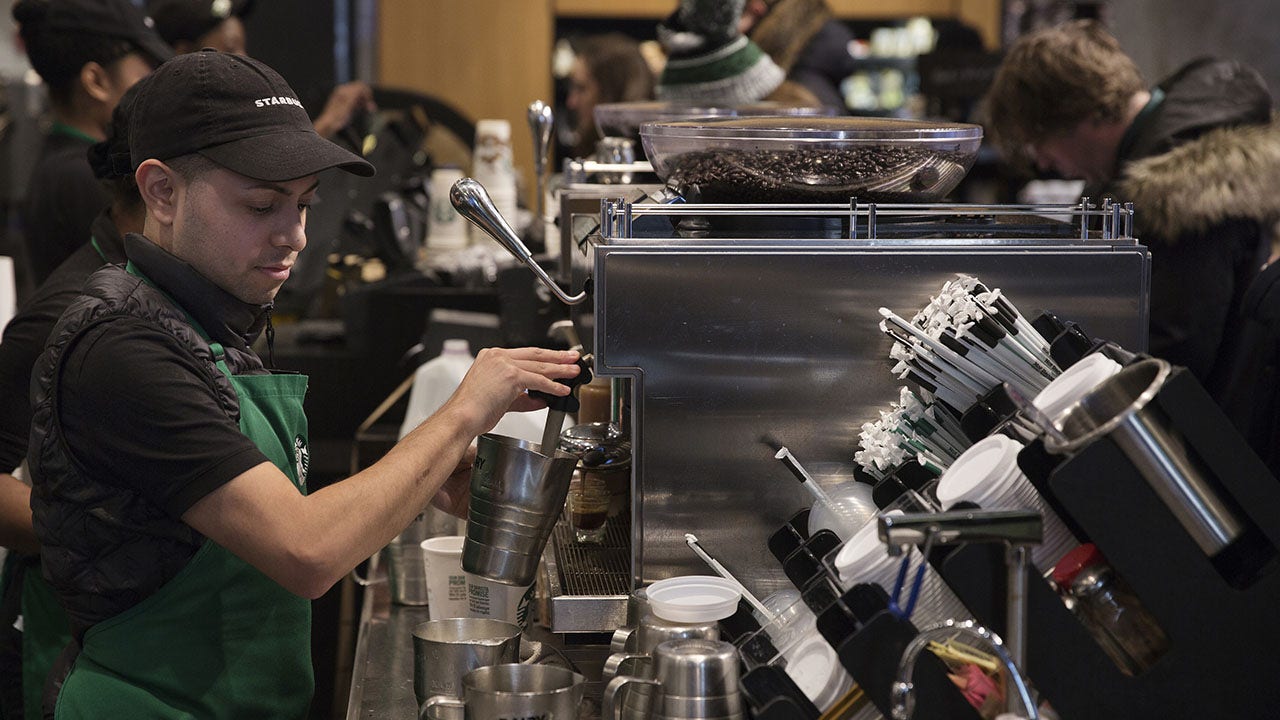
11;0;170;285
147;0;374;138
565;33;655;158
985;20;1280;467
655;0;820;107
740;0;856;110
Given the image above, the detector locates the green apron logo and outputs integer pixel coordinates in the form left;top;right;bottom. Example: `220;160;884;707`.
294;435;309;491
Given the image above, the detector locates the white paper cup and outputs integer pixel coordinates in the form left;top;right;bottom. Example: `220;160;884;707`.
466;572;534;629
832;510;971;629
936;435;1077;571
1033;353;1123;423
422;536;469;620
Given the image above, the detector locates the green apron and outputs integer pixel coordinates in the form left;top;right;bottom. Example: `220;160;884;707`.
54;328;314;719
19;569;68;720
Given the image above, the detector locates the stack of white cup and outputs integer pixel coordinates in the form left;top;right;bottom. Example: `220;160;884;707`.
831;509;972;630
935;434;1078;571
470;118;519;251
425;165;469;254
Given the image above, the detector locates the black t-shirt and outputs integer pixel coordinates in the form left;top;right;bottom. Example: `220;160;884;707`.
56;316;268;518
21;130;110;285
0;213;125;473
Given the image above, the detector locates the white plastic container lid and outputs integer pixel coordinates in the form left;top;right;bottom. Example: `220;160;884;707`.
645;575;742;623
1033;353;1123;423
935;434;1024;510
783;633;853;710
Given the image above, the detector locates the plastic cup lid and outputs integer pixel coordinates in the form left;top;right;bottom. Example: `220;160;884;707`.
1033;353;1123;422
645;575;742;623
783;633;851;709
936;434;1024;509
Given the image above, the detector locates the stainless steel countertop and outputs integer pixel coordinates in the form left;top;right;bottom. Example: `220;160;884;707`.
344;556;427;720
344;554;610;720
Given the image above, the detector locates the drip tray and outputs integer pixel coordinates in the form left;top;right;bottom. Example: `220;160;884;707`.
544;509;630;633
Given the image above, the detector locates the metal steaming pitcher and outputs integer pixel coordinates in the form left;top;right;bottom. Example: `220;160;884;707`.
462;433;578;586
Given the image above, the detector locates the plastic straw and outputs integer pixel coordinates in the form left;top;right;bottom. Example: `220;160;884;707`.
683;533;773;620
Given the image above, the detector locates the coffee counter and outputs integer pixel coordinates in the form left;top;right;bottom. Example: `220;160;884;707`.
344;554;609;719
344;557;428;720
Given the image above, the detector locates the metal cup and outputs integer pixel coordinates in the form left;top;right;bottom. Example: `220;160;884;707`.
603;611;722;720
422;663;586;720
604;639;744;720
463;433;578;586
1046;358;1246;556
385;538;430;606
610;586;651;653
411;618;529;706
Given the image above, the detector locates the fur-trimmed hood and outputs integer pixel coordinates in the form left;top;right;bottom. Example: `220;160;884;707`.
1118;117;1280;242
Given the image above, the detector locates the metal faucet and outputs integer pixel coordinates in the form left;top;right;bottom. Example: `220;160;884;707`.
890;618;1039;720
879;509;1042;718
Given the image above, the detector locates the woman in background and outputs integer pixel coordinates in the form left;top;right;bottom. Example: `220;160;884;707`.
566;33;655;159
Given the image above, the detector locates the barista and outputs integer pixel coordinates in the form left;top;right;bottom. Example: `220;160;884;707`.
0;78;147;720
11;0;171;286
146;0;376;138
27;50;581;718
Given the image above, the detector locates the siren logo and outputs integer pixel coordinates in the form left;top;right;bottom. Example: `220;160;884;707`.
294;435;309;491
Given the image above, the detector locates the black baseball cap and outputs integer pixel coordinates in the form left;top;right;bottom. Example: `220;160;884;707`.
38;0;174;66
129;49;375;181
147;0;254;47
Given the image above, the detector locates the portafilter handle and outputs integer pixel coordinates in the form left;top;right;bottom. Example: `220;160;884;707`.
449;177;588;305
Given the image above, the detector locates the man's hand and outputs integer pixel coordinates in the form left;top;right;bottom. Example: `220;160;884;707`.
440;347;582;440
313;81;376;139
430;443;475;518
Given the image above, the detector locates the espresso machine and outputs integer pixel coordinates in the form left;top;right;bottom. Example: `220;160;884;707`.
453;179;1153;639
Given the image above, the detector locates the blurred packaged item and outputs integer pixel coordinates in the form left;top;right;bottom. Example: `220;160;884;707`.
1052;543;1169;675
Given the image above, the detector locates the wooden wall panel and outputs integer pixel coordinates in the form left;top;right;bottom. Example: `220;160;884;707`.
379;0;554;206
377;0;1003;208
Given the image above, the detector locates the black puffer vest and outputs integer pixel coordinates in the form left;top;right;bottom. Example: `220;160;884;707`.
27;263;263;636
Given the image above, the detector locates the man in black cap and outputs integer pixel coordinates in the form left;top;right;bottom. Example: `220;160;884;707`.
11;0;171;287
146;0;375;138
27;50;579;718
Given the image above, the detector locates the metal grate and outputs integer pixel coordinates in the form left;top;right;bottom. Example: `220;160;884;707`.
550;509;631;596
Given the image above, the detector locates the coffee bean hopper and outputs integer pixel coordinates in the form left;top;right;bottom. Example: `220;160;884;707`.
639;116;983;203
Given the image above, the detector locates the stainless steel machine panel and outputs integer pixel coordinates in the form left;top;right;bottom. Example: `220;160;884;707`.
593;223;1149;597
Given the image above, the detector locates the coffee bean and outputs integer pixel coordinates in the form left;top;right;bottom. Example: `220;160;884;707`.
663;145;972;203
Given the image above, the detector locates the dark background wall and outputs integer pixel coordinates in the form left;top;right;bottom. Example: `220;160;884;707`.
244;0;343;122
1110;0;1280;97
